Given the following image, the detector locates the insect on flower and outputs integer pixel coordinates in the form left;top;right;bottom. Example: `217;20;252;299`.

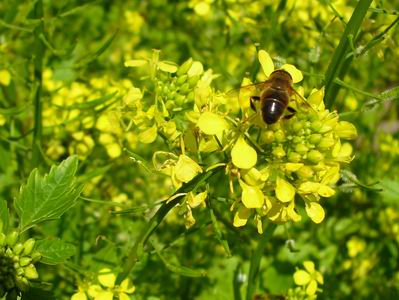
236;69;314;124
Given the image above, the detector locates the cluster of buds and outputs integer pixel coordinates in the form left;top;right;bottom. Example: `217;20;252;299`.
0;225;41;298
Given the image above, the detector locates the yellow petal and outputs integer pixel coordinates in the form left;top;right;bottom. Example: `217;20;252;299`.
305;202;325;223
94;291;114;300
233;206;251;227
316;271;324;284
71;291;88;300
298;182;320;194
287;200;302;222
0;69;11;86
303;261;315;273
258;50;274;77
275;177;295;203
321;165;340;185
158;61;178;73
242;167;262;186
317;185;336;197
334;121;358;139
88;285;103;298
238;77;254;109
293;270;311;285
97;268;116;288
194;2;211;16
281;64;303;83
124;59;148;67
306;279;318;295
307;88;325;111
119;293;132;300
174;155;202;183
188;191;208;208
240;180;264;208
285;163;304;172
138;125;158;144
187;61;204;77
197;112;228;136
120;278;136;294
106;143;122;158
231;137;257;169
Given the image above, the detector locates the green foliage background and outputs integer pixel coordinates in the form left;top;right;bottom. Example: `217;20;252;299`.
1;0;399;299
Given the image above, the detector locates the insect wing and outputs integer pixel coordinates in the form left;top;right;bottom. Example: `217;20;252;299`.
291;88;317;113
225;81;270;109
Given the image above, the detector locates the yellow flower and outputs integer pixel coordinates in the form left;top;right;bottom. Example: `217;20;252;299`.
293;261;323;296
258;50;303;83
95;268;135;300
0;69;11;86
173;155;203;183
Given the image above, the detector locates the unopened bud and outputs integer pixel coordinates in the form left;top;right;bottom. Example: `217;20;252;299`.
307;150;324;163
177;58;193;76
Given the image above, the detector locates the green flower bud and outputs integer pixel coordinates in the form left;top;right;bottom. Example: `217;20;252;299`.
272;146;286;158
13;243;24;255
22;239;35;256
6;232;18;247
177;58;193;76
317;137;335;149
188;75;200;88
288;152;302;163
309;133;322;144
19;257;32;267
292;136;303;144
274;130;285;142
187;91;195;102
296;166;314;179
31;251;41;263
15;277;29;292
24;264;38;280
176;74;188;85
179;83;191;95
310;120;323;132
175;94;186;105
307;150;324;163
262;130;274;144
162;85;169;94
295;144;308;154
292;121;304;132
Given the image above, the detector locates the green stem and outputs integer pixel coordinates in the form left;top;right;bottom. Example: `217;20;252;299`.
32;0;45;168
246;223;277;300
324;0;373;109
116;165;224;284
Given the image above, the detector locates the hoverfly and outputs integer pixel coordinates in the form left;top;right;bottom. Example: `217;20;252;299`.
233;69;313;124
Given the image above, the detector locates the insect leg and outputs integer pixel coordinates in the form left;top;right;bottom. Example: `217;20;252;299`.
250;96;260;112
284;106;296;120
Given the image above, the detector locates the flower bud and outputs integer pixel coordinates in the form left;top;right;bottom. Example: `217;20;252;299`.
12;243;24;255
295;144;308;154
288;152;301;163
317;137;335;149
6;232;18;247
24;264;39;280
22;239;36;256
176;74;188;85
179;83;191;94
274;130;285;142
176;58;193;76
262;130;274;144
296;166;314;179
307;150;324;163
310;120;323;132
272;146;286;158
188;75;200;87
19;257;32;267
31;251;42;263
309;133;322;144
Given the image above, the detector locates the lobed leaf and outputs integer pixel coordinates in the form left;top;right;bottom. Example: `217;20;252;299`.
15;156;83;232
36;239;76;265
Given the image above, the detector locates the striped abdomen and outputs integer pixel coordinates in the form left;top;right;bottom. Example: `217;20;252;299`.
260;88;290;124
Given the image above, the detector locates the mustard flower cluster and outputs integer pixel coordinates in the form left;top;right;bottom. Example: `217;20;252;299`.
0;225;41;299
42;70;135;160
288;261;324;300
124;49;357;231
71;268;135;300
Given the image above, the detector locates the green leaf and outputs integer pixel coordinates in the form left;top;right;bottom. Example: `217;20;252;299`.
0;198;9;232
15;156;83;232
36;239;76;265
